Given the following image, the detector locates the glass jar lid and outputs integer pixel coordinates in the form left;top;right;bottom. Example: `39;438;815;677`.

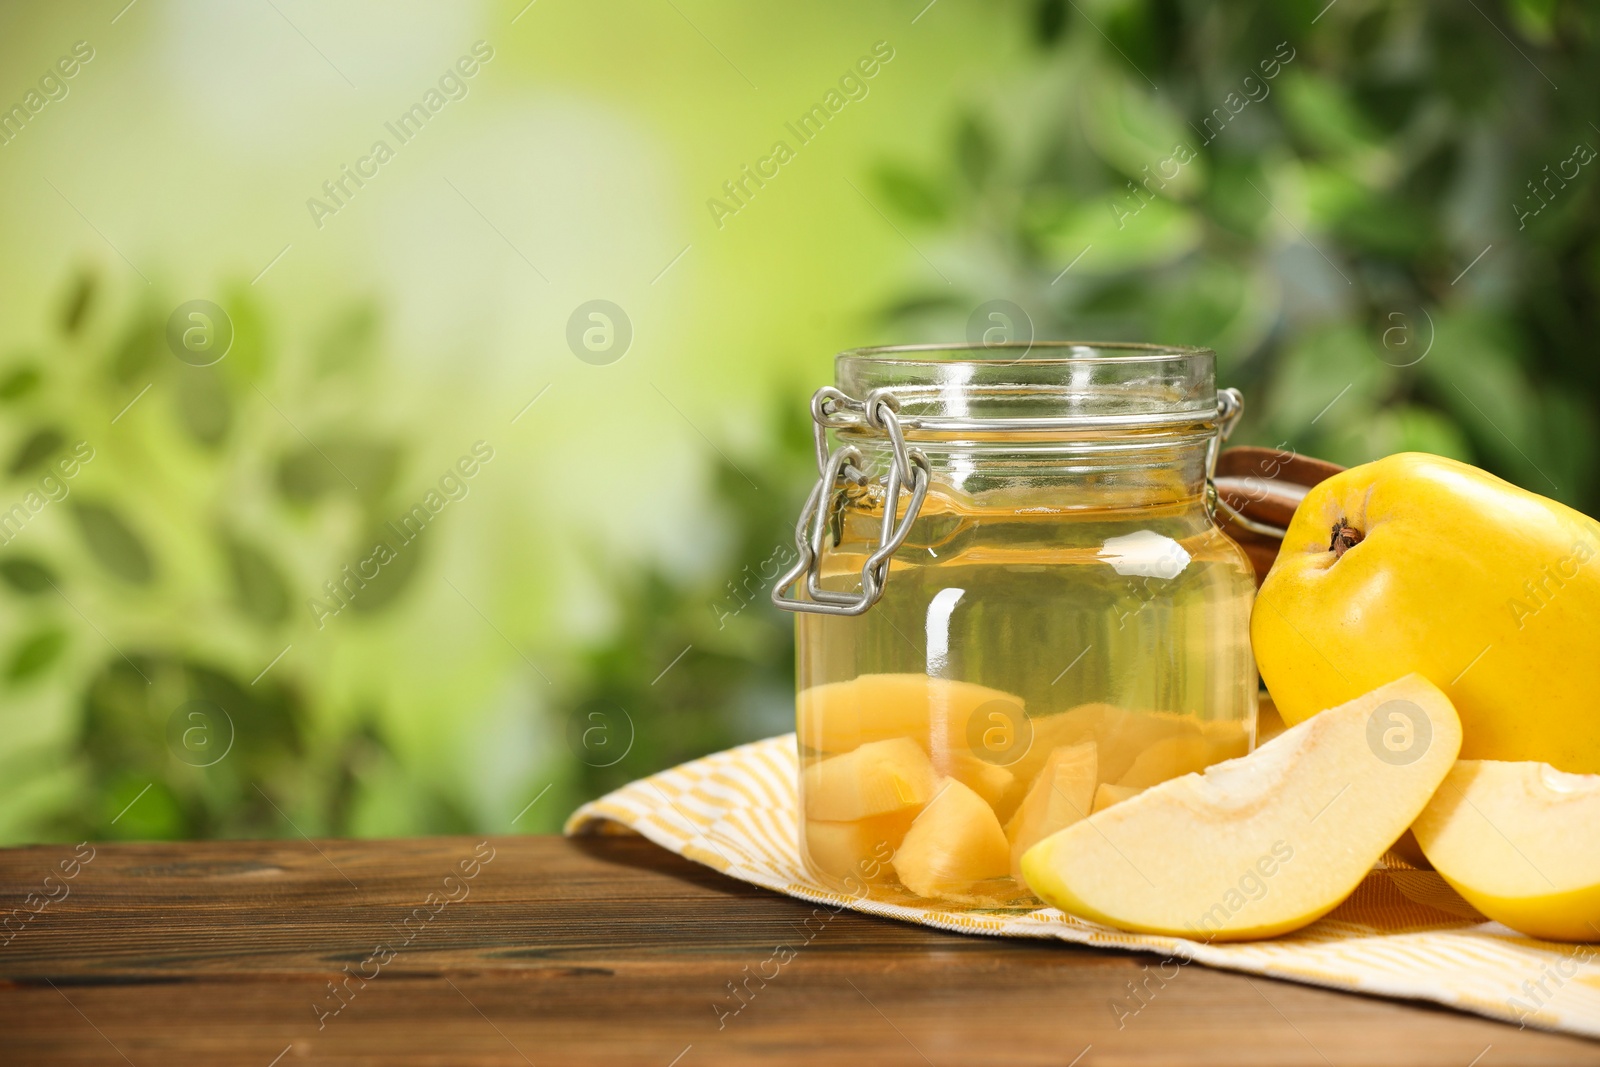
834;342;1219;435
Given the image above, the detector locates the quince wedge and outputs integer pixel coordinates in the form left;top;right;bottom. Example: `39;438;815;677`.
796;673;1025;756
944;752;1014;810
995;708;1249;820
1091;782;1142;813
893;778;1009;899
802;738;936;821
992;709;1100;819
1022;675;1462;941
1004;742;1097;881
1413;760;1600;942
804;809;918;883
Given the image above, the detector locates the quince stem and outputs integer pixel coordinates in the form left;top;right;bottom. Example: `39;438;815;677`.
1329;518;1364;560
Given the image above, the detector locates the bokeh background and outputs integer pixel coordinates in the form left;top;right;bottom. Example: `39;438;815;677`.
1;0;1596;843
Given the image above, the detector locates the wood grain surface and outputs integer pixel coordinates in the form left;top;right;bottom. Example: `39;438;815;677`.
1;834;1595;1066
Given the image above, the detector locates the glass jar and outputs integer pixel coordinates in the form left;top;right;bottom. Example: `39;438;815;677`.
774;343;1257;909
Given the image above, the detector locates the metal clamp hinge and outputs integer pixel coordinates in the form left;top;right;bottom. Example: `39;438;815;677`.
771;387;930;616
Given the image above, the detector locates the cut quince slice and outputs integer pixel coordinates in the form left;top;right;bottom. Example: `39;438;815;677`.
944;751;1015;810
893;778;1009;899
803;738;936;821
1118;736;1215;790
1005;742;1097;881
1023;675;1462;940
1095;712;1206;783
1035;704;1201;783
994;711;1098;819
797;673;1025;755
1109;718;1251;791
1413;760;1600;942
1092;782;1143;813
805;810;918;883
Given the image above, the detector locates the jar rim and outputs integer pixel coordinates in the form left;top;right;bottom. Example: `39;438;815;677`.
836;340;1214;366
831;341;1226;436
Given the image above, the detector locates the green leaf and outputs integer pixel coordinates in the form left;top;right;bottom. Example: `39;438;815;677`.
7;427;67;476
1529;388;1598;505
1263;325;1393;443
1080;77;1204;201
102;777;185;841
110;316;164;386
7;627;67;683
1508;0;1557;44
59;269;97;337
1150;259;1249;348
872;163;947;223
1320;404;1475;468
1033;0;1068;46
276;439;400;505
1202;156;1270;238
314;303;379;377
1302;165;1432;258
1384;406;1475;461
0;363;42;402
173;367;232;448
80;653;174;771
954;112;995;190
70;500;156;584
347;526;425;614
79;654;303;794
187;659;302;758
0;556;58;595
1418;313;1537;473
1277;72;1382;158
1025;192;1201;274
221;531;291;625
217;284;270;387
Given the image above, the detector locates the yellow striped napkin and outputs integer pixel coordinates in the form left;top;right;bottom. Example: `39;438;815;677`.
565;734;1600;1039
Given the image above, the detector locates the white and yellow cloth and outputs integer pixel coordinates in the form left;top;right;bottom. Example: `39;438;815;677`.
566;734;1600;1039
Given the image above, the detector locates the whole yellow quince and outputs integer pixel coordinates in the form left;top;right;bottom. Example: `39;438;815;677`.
1252;452;1600;773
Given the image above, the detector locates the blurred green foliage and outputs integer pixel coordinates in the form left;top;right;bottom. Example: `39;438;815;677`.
2;0;1596;843
871;0;1599;512
0;262;818;843
560;405;816;801
0;270;480;840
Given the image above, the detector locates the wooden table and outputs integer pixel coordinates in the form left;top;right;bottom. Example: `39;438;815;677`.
2;836;1596;1066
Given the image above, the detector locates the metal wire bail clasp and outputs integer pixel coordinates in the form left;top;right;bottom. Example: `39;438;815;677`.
771;387;931;616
